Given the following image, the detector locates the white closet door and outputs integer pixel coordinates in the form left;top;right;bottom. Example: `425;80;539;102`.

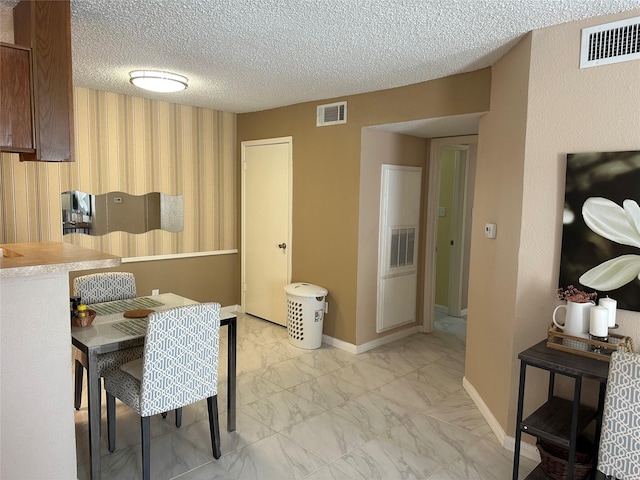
377;165;422;332
242;138;292;326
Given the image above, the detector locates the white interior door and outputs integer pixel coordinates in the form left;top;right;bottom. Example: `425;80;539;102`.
241;137;292;326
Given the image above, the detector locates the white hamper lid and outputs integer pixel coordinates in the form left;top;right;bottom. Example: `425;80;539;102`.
284;282;328;297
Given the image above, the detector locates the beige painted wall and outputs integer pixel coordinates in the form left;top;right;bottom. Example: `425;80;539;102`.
513;8;640;430
467;7;640;439
238;69;491;345
69;253;238;306
466;33;530;431
356;128;429;344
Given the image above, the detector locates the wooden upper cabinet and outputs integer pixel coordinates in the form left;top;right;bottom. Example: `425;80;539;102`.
0;43;34;151
8;0;75;162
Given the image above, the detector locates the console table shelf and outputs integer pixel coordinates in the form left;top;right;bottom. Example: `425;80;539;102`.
525;464;608;479
513;340;610;480
521;396;597;447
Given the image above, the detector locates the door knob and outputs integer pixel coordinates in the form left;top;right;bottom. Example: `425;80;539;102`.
278;243;287;249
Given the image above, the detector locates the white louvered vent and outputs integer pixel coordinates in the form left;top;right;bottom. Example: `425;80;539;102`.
580;16;640;68
389;227;415;269
316;101;347;126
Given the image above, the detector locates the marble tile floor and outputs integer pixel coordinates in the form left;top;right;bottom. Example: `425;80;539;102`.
74;312;537;480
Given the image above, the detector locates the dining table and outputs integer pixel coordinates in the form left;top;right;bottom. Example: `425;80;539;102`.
71;293;237;480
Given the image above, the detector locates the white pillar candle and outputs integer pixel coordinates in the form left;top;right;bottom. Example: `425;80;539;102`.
590;306;609;337
599;297;617;328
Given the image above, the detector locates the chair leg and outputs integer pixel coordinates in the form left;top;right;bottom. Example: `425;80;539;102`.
175;407;182;428
98;378;102;437
207;396;221;459
141;416;151;480
74;360;84;410
161;412;167;419
106;392;116;452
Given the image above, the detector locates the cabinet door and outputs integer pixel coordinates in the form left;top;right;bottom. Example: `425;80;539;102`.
13;0;74;162
0;43;34;152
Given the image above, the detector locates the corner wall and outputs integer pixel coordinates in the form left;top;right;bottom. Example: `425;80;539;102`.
466;32;531;431
356;128;429;344
467;7;640;441
512;8;640;430
238;70;491;344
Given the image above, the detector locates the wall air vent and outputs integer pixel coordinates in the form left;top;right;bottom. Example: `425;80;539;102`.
580;16;640;68
316;101;347;126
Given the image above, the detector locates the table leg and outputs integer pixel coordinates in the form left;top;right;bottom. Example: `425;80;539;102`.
87;349;101;480
512;360;527;480
548;371;556;401
594;381;606;451
226;317;237;432
567;376;583;480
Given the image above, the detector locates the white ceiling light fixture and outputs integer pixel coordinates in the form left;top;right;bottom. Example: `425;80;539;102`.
129;70;188;93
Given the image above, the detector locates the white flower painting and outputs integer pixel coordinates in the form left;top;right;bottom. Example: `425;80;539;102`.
579;198;640;290
560;151;640;312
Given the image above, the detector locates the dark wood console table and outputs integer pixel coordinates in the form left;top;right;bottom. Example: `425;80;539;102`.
512;340;610;480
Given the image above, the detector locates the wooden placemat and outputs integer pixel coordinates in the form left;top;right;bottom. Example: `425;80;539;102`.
123;308;155;318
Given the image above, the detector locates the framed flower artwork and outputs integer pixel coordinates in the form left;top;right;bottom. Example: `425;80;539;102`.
559;150;640;312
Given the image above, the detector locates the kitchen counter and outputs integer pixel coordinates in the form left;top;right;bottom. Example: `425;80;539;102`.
0;242;121;479
0;241;119;278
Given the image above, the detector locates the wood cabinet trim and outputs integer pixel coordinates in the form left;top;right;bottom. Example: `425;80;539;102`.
8;0;75;162
0;42;36;153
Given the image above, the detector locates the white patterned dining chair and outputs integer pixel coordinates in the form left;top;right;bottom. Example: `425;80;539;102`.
597;350;640;480
72;272;143;409
103;303;222;480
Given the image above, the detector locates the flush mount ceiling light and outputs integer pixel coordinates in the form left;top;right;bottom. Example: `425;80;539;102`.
129;70;188;93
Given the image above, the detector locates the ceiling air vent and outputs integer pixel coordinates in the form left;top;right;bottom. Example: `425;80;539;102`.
580;16;640;68
317;101;347;126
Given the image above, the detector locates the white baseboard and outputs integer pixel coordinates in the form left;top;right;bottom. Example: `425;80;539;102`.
321;335;358;354
229;310;418;356
221;304;241;317
232;308;415;355
463;377;540;462
323;325;421;355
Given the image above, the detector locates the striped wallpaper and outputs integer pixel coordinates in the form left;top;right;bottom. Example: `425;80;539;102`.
0;87;237;257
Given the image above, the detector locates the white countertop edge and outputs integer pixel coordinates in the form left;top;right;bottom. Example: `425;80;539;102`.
0;258;120;279
122;249;238;263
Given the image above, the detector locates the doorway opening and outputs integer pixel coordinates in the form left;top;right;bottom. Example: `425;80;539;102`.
423;136;477;337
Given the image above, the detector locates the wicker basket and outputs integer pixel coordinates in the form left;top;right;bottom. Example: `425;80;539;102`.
537;438;595;480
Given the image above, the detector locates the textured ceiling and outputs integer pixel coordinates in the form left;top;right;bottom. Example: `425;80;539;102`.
2;0;639;114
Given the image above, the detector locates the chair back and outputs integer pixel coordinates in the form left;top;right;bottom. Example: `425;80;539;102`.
73;272;136;305
598;350;640;479
140;303;220;417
